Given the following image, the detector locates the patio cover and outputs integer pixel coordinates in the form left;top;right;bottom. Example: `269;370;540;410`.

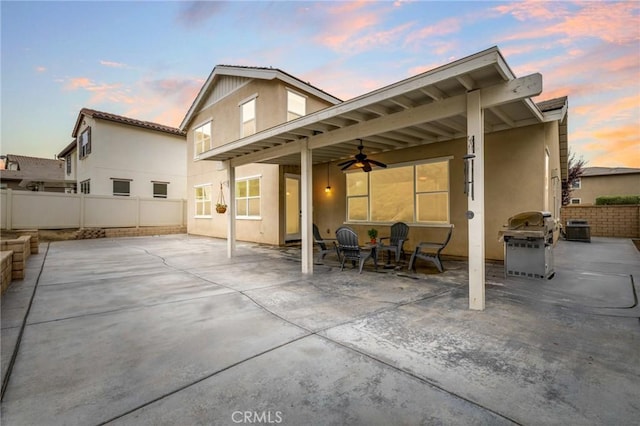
196;46;565;310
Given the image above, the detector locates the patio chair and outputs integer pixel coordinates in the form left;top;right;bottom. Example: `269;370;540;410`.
378;222;409;266
335;226;377;274
408;225;454;273
313;223;340;264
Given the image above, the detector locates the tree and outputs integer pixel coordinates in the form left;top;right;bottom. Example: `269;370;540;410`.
562;150;587;206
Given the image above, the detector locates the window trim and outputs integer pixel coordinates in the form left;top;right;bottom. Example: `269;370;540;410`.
152;181;169;199
193;120;212;157
571;178;581;189
78;127;91;159
345;156;452;225
235;175;262;219
570;198;581;205
80;179;90;195
240;95;257;138
286;89;306;121
194;183;213;218
111;178;132;197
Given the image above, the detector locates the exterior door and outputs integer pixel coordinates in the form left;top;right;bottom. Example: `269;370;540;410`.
285;174;301;241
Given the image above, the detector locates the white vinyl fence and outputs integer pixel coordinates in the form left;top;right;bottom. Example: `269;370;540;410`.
1;189;186;230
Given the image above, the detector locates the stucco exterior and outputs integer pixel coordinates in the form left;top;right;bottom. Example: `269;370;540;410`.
570;170;640;205
312;121;563;261
185;70;339;244
61;110;187;199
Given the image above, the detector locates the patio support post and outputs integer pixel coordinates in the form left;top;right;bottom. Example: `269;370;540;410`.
300;139;313;274
226;161;236;258
467;90;485;310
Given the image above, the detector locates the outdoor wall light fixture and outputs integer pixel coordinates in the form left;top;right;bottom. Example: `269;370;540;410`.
325;162;331;193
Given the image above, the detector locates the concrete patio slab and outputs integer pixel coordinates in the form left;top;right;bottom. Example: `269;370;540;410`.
1;235;638;425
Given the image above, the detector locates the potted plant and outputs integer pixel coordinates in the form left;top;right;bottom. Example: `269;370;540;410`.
367;228;378;244
216;203;227;214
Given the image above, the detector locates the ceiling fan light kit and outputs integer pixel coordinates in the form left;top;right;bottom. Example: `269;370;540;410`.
337;139;387;172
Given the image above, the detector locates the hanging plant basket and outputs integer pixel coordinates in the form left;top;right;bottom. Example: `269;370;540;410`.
216;183;227;214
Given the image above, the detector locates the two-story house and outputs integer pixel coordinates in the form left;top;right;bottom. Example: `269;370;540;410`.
57;108;187;199
570;167;640;204
179;66;341;244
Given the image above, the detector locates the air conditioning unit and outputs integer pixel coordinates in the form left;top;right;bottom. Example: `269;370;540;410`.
565;219;591;242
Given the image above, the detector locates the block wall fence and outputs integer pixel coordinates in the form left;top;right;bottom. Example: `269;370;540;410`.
560;205;639;238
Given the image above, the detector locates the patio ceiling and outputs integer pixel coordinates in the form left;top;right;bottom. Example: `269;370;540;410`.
197;47;547;168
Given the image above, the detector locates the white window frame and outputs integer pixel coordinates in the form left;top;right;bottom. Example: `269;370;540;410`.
194;121;212;156
152;181;168;199
235;175;261;219
571;178;581;189
65;155;72;175
111;178;132;197
79;127;91;159
240;95;257;138
194;183;212;218
287;89;306;121
345;157;451;225
570;198;581;205
80;179;90;194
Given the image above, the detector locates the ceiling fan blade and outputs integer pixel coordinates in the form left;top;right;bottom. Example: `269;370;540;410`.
368;159;387;168
340;161;357;171
337;159;355;167
362;162;372;172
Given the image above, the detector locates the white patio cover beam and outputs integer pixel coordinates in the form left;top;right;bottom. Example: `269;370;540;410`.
467;90;485;311
225;162;236;258
301;140;313;274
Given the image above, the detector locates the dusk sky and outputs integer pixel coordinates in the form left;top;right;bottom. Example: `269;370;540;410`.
1;1;639;167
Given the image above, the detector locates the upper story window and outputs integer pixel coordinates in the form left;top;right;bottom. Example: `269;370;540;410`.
112;178;131;197
194;121;212;156
241;98;256;137
287;90;306;121
65;155;72;175
346;158;450;224
153;182;168;199
571;178;581;189
79;127;91;159
236;177;261;218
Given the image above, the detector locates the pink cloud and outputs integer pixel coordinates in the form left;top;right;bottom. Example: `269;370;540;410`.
35;66;46;73
581;126;640;168
100;60;128;68
405;17;462;45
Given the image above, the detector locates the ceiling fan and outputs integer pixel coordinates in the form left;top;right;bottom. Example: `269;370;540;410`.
337;140;387;172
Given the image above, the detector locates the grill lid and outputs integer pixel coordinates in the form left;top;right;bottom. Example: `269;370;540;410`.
507;211;551;230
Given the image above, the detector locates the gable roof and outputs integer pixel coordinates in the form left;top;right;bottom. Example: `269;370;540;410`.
71;108;186;138
0;154;65;181
582;167;640;177
180;65;342;131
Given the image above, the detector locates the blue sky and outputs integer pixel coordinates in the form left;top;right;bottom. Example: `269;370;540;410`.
1;0;639;167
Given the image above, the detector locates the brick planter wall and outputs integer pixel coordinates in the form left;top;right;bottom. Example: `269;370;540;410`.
0;235;31;280
561;205;640;238
1;250;13;294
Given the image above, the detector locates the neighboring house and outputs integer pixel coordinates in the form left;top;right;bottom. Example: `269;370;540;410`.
0;154;72;192
184;46;568;310
569;167;640;204
57;108;187;199
180;65;342;244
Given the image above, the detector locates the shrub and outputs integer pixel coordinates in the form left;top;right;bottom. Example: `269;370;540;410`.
595;195;640;205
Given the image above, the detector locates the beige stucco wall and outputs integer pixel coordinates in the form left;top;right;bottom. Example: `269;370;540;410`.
571;173;640;205
75;118;187;198
186;77;335;245
312;122;557;261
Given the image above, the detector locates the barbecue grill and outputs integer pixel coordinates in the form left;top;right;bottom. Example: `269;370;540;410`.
499;211;555;280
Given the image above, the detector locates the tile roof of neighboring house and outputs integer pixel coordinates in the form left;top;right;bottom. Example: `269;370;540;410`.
582;167;640;177
72;108;186;138
536;96;567;112
0;154;65;181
